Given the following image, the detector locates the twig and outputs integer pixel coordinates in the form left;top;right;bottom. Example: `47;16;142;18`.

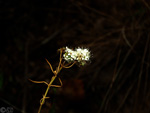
115;81;135;113
134;36;150;113
74;1;115;20
41;25;70;45
143;41;150;99
122;27;133;49
142;0;150;11
98;35;141;113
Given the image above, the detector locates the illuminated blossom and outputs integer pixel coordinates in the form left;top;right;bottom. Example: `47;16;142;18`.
63;47;90;65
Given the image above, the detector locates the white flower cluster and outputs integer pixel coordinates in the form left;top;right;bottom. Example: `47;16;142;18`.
63;47;90;65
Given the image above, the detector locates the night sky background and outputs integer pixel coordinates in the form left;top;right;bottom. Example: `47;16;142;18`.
0;0;150;113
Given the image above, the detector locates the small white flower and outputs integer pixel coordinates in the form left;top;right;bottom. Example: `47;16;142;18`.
63;47;90;66
63;47;74;62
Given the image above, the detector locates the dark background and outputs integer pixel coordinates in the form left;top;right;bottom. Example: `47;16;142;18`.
0;0;150;113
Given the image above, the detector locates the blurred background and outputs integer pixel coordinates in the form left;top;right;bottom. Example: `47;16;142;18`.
0;0;150;113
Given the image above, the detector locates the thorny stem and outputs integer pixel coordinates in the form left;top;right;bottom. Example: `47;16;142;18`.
30;49;76;113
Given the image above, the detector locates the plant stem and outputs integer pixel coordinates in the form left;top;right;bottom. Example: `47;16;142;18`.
38;75;57;113
37;49;76;113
